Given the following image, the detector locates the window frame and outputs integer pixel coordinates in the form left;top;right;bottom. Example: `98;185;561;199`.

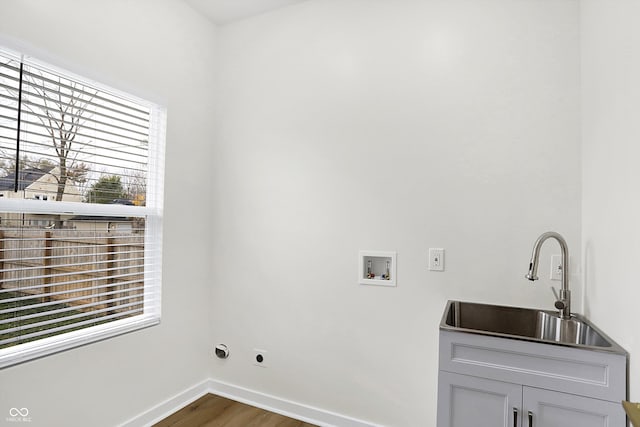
0;46;165;369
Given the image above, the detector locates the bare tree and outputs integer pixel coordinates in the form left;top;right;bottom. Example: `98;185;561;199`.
121;167;147;206
0;154;35;177
0;154;12;177
0;59;93;200
26;77;95;201
120;138;148;206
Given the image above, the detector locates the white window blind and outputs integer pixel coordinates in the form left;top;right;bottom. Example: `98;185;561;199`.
0;47;165;368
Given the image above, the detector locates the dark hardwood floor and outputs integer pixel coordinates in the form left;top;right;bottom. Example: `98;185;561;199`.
153;394;318;427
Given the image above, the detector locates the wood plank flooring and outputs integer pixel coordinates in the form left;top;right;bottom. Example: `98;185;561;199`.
153;394;318;427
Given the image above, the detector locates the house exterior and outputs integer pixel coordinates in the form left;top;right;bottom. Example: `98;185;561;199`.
0;166;83;228
0;167;139;232
0;166;83;202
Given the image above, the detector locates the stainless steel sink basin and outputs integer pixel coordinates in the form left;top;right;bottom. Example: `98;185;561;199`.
536;311;608;347
440;300;626;354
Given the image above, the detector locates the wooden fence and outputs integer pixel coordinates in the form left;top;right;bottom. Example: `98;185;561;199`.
0;229;144;316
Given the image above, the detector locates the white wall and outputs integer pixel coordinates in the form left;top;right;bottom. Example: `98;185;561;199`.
0;1;593;426
0;1;216;426
211;1;581;425
581;0;640;403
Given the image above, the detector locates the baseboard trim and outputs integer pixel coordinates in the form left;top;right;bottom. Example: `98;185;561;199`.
118;379;211;427
119;377;382;427
207;378;381;427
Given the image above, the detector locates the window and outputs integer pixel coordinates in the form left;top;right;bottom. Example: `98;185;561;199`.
0;47;165;368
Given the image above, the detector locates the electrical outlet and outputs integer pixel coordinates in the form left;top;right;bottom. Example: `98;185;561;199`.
550;255;563;281
253;349;268;368
429;248;445;271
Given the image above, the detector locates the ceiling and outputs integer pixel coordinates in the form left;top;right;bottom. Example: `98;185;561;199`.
183;0;308;25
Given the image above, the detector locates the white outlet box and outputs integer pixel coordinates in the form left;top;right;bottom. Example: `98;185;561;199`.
429;248;445;271
550;255;563;281
358;251;397;286
253;349;268;367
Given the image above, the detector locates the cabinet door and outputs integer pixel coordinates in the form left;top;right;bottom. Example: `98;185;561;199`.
523;387;625;427
438;371;523;427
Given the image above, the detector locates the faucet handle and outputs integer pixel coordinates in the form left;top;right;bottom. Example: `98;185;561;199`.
550;287;566;310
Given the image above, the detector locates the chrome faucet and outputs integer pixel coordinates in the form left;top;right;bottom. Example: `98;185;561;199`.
525;232;571;319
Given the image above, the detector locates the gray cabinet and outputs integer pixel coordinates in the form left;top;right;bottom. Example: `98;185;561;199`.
438;371;522;427
524;387;624;427
437;331;627;427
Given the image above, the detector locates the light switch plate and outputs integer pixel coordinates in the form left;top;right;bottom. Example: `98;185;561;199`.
429;248;445;271
550;254;563;281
